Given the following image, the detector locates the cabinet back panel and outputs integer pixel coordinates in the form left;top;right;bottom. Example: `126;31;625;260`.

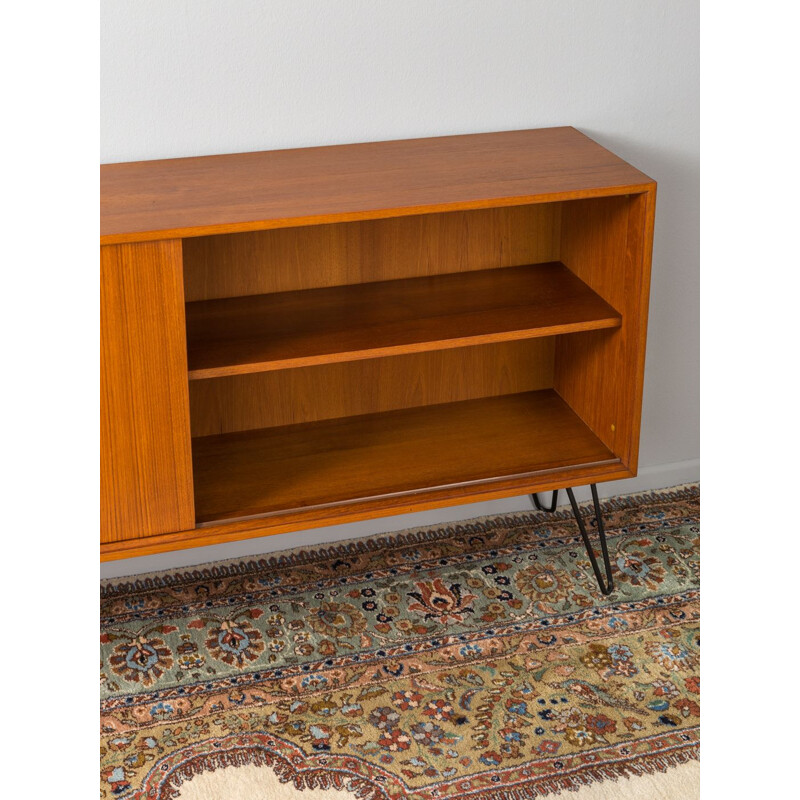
189;339;555;436
183;204;561;301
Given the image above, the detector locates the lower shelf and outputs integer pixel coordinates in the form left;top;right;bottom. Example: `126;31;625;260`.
192;390;619;525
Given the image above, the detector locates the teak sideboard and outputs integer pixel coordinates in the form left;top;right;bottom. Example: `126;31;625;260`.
100;127;656;561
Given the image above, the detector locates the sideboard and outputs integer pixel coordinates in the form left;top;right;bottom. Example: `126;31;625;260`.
100;127;656;561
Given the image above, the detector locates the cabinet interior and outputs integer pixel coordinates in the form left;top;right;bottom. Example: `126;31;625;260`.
181;195;637;526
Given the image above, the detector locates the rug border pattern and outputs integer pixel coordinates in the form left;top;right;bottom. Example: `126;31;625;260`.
102;484;700;800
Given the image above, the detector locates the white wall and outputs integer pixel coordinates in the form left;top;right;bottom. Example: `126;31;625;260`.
100;0;699;579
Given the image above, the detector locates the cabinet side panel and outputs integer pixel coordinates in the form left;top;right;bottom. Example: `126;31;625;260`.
101;240;196;542
554;191;655;471
183;204;562;301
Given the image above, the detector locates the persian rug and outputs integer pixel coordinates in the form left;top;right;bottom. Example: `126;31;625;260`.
100;484;699;799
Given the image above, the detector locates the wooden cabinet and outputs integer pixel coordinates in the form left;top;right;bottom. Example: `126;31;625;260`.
100;127;656;561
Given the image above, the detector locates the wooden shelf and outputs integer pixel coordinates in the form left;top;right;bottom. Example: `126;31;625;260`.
186;262;621;379
191;390;619;525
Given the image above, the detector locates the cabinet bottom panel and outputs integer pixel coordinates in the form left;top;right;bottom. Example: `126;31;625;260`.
191;389;618;524
100;390;632;561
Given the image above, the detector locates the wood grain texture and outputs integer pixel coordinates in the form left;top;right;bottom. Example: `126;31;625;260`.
99;129;656;562
183;204;561;301
101;460;633;561
101;127;654;244
553;190;656;469
191;390;619;525
618;189;656;472
186;263;620;379
188;340;555;436
100;241;195;542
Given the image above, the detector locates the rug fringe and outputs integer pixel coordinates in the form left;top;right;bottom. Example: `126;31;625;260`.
146;739;698;800
152;744;392;800
477;746;700;800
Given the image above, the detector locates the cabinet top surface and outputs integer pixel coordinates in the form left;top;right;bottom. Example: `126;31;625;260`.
100;127;655;244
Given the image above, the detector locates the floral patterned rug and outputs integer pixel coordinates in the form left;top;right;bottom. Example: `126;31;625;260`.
100;484;699;799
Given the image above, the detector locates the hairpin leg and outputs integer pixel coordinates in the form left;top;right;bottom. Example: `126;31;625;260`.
531;490;559;512
566;484;614;596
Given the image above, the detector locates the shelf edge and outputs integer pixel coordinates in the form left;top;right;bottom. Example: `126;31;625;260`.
187;316;622;380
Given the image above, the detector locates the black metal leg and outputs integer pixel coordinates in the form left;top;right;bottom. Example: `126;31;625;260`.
566;484;614;595
531;490;559;512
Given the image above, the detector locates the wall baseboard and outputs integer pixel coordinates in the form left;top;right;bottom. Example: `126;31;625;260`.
101;458;700;581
